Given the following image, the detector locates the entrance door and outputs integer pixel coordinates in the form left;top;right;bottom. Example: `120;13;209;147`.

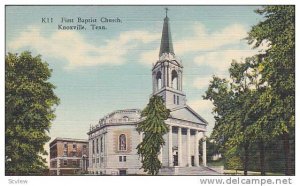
173;151;178;166
119;169;127;175
191;156;195;166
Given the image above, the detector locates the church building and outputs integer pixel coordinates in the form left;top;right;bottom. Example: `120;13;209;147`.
87;12;218;175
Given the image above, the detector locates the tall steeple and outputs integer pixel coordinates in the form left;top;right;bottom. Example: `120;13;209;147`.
159;8;174;57
152;9;186;109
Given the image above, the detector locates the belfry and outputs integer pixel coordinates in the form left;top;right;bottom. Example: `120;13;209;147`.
152;8;186;109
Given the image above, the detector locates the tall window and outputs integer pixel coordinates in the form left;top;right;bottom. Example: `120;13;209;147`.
173;94;176;104
177;96;179;105
92;140;95;154
171;70;178;90
119;134;126;151
156;71;162;90
63;142;68;157
96;139;99;153
100;137;103;152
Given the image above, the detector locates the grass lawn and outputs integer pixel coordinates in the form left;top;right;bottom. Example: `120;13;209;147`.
207;160;284;175
207;159;224;167
224;170;285;176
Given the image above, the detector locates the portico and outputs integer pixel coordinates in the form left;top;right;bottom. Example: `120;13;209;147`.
166;125;206;168
141;122;207;169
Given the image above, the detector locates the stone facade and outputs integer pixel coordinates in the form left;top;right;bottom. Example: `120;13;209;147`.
88;109;143;175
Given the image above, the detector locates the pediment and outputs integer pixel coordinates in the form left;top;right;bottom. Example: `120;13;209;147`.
169;105;208;125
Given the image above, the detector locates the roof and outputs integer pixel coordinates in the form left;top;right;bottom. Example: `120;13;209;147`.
88;105;208;135
49;137;88;146
170;105;208;125
159;16;174;57
88;109;141;134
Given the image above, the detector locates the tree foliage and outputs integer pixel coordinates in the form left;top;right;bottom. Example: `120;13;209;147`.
136;95;170;175
5;51;59;175
204;5;295;175
247;5;295;175
204;58;259;175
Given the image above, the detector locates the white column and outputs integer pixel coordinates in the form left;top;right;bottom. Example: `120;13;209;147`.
169;68;172;88
180;71;183;90
159;146;163;163
195;130;199;167
166;66;170;87
178;127;182;166
164;65;167;87
168;125;173;167
178;71;181;90
187;128;191;167
202;132;207;167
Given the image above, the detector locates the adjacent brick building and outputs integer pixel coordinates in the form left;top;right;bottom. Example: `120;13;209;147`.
49;138;89;175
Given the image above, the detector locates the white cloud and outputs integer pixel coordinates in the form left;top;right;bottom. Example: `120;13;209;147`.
138;23;252;67
188;99;214;115
192;76;214;90
8;27;160;69
191;49;258;90
175;23;248;55
139;48;159;66
194;49;258;72
188;99;216;134
137;22;259;91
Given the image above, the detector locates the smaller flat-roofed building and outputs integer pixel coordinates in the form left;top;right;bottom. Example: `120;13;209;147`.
49;137;89;175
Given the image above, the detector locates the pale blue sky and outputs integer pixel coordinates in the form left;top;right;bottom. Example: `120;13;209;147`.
6;6;262;142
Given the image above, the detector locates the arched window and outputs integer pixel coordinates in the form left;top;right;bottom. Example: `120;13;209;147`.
119;134;126;151
156;71;162;90
171;70;178;90
123;116;129;122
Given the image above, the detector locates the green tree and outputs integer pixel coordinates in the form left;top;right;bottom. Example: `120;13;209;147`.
203;75;244;172
136;95;170;175
224;146;243;175
204;58;263;175
247;6;295;175
5;51;59;175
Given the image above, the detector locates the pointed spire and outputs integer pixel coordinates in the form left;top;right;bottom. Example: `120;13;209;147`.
159;8;174;57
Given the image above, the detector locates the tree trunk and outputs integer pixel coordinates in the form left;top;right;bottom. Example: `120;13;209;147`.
243;142;249;176
259;139;266;175
283;132;291;175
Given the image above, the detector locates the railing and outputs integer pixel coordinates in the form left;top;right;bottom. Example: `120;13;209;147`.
90;118;140;132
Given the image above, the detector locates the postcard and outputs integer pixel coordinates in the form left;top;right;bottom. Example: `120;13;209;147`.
4;5;295;183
